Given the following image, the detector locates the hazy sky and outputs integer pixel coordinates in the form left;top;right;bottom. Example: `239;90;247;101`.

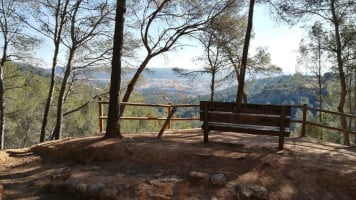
147;4;303;74
37;4;303;75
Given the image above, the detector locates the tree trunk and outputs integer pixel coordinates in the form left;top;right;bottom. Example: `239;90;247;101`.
0;38;7;149
210;70;216;102
52;50;75;140
0;62;5;149
236;0;255;104
39;1;68;142
40;44;60;142
331;0;349;145
317;37;323;140
40;0;69;142
120;57;150;116
105;0;126;138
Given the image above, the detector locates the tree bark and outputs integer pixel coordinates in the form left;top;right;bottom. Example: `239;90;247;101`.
120;57;150;116
330;0;349;145
0;55;5;149
40;0;69;142
236;0;255;104
210;70;216;102
52;49;75;140
40;51;58;142
105;0;126;138
0;28;8;149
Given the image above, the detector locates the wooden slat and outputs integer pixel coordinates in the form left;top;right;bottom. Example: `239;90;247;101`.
200;101;291;116
206;122;290;137
200;112;290;127
199;101;292;149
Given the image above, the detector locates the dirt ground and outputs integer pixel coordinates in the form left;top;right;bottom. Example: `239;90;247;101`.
0;129;355;200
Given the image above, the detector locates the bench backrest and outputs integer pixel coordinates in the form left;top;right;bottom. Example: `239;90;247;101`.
200;101;291;128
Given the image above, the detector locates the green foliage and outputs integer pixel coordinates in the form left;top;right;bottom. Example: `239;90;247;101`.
4;62;49;148
3;62;107;148
3;62;356;147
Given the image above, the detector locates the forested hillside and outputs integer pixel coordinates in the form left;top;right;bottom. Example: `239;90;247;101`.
0;0;355;149
4;63;353;148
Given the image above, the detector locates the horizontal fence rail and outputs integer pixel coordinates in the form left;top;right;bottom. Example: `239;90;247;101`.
98;99;356;144
98;99;199;133
291;105;356;138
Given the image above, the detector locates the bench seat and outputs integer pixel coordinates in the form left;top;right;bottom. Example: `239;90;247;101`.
205;122;290;137
200;101;291;150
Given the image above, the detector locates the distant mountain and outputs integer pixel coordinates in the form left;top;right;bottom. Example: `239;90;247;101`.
23;65;213;97
212;74;329;108
17;63;51;78
19;64;327;108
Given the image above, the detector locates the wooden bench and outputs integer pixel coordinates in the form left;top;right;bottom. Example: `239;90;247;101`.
200;101;291;150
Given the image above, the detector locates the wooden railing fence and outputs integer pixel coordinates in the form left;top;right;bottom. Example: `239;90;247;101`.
98;99;356;143
291;105;356;139
98;98;199;134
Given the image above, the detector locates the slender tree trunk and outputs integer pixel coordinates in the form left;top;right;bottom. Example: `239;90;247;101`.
40;44;60;142
105;0;126;138
331;0;349;145
354;70;356;144
317;37;323;140
39;0;69;142
236;0;255;104
120;57;150;116
347;67;352;130
52;50;75;140
210;70;215;102
0;39;7;149
0;61;5;149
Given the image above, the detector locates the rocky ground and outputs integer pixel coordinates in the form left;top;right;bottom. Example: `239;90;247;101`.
0;129;355;200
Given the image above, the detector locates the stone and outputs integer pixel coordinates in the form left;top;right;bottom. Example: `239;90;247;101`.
88;182;106;197
115;173;125;178
188;171;210;184
75;183;87;194
100;186;118;199
64;179;80;193
210;174;227;187
52;168;71;180
236;184;268;200
33;179;50;188
196;152;212;158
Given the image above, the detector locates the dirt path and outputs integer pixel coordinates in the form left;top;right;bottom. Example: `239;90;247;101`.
1;129;355;199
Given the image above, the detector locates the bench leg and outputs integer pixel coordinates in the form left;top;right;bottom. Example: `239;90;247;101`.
204;129;209;143
278;134;284;150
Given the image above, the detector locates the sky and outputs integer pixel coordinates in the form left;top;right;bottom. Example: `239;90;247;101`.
146;4;303;75
37;4;303;75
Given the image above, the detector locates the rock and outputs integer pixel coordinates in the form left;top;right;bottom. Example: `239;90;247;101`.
153;173;163;178
115;173;125;178
210;174;227;187
196;152;212;158
160;175;183;182
89;166;101;171
100;186;118;199
33;179;51;188
87;182;106;197
188;171;210;184
52;168;71;180
236;184;268;200
75;183;87;194
64;179;80;193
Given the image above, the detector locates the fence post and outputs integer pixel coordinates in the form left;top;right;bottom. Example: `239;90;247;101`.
157;107;176;138
98;97;104;133
167;102;172;129
301;104;307;137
